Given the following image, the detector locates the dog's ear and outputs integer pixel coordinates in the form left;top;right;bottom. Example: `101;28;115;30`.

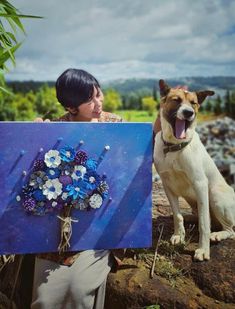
159;79;170;97
196;90;215;105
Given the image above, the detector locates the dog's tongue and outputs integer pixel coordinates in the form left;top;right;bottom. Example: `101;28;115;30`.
175;118;186;139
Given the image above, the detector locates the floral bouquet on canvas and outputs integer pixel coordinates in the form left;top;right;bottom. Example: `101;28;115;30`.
18;143;110;252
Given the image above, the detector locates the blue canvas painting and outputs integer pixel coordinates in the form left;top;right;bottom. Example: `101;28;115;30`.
0;122;152;254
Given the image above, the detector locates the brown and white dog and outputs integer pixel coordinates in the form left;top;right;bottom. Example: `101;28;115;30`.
154;80;235;261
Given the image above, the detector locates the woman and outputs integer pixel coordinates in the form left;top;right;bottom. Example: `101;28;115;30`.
31;68;123;309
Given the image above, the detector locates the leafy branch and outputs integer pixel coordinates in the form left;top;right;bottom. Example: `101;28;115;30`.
0;0;42;91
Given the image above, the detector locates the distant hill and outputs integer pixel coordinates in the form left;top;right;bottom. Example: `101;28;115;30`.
6;81;55;93
104;76;235;94
6;76;235;94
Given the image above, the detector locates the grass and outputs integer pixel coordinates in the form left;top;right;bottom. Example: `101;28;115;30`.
115;110;158;122
115;110;221;123
196;112;226;123
157;240;185;259
154;257;183;287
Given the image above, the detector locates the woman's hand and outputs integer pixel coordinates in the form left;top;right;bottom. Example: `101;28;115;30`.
34;118;50;122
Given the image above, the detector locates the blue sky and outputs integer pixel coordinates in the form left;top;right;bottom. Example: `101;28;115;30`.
6;0;235;82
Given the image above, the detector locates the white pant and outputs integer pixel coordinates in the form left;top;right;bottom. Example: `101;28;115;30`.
31;250;112;309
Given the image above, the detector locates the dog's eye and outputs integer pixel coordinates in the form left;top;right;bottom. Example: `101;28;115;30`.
172;97;182;103
190;101;197;105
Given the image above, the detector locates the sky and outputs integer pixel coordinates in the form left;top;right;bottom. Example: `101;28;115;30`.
5;0;235;82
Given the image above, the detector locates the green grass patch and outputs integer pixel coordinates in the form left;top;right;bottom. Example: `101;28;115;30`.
115;110;158;122
197;112;225;123
154;257;183;287
115;109;217;123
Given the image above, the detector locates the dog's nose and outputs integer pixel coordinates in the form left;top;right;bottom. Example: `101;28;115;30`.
183;109;194;119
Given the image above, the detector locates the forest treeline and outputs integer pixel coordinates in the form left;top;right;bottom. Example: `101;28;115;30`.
1;79;235;121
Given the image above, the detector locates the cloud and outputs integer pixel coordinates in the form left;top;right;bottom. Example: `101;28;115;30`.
6;0;235;81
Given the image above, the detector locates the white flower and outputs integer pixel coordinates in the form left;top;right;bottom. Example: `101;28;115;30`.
89;193;103;209
89;176;96;183
42;178;62;200
61;192;68;200
71;165;87;181
44;150;61;168
52;201;58;208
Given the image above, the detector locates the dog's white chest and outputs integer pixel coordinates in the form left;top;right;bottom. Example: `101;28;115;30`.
157;153;192;190
154;135;197;200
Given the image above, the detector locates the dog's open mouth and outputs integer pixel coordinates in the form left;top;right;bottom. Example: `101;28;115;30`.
173;118;192;139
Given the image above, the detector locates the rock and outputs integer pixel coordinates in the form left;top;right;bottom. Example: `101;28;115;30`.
211;127;220;136
196;117;235;185
105;180;235;309
191;239;235;303
106;241;235;309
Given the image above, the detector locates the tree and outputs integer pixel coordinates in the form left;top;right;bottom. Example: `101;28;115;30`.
153;83;158;101
142;96;157;116
229;90;235;119
0;86;17;120
203;99;213;112
223;89;235;119
224;90;231;116
213;95;222;115
103;89;122;112
35;84;64;119
13;93;36;120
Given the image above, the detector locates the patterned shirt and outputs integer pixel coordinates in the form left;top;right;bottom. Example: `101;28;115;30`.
54;111;122;123
38;111;123;266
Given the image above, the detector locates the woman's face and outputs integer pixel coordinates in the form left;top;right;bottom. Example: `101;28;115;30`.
78;87;104;119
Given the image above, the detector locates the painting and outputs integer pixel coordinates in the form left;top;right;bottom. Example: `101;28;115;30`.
0;122;152;254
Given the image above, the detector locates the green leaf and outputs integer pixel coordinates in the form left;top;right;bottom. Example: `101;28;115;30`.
0;42;22;67
0;33;12;46
0;13;42;19
0;85;13;95
6;31;17;43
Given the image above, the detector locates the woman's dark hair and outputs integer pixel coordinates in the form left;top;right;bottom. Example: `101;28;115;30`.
55;68;100;108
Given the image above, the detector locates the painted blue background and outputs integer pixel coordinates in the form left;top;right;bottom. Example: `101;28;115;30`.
0;122;152;254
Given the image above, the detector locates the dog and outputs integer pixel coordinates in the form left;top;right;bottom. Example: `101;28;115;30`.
153;80;235;261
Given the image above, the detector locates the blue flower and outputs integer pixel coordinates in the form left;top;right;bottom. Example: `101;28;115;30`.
34;204;47;216
59;162;74;176
101;191;109;199
60;146;76;163
66;180;88;200
45;167;61;179
85;158;97;171
84;171;101;190
33;189;46;202
22;186;34;197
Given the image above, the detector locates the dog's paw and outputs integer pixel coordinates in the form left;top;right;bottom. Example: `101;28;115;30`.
210;231;235;242
170;234;185;245
194;248;210;261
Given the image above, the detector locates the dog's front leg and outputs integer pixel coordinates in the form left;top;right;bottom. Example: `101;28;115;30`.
194;179;210;261
162;181;185;244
